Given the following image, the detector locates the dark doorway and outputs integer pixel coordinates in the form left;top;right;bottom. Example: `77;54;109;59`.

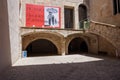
26;39;58;57
80;41;88;52
68;37;88;54
79;5;87;28
64;7;74;29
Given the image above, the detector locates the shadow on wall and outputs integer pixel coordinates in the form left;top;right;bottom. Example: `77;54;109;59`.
0;0;12;73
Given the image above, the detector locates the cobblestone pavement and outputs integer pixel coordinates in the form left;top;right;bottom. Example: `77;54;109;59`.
0;54;120;80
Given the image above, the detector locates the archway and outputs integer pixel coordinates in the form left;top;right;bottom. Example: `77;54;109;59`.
79;4;87;28
68;37;88;54
26;39;58;57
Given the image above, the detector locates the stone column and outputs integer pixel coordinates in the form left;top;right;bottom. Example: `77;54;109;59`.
61;38;66;56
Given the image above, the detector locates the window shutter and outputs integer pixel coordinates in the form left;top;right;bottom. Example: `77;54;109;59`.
118;0;120;13
113;0;117;15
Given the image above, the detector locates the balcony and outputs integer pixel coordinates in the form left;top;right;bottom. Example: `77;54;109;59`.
79;19;90;30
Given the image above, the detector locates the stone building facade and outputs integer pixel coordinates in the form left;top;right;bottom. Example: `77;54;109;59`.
20;0;120;57
89;0;120;57
0;0;20;72
0;0;120;73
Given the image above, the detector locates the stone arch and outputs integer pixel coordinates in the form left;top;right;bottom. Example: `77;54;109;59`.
22;32;64;55
89;32;117;49
88;32;117;56
65;33;90;54
26;39;58;57
68;37;88;54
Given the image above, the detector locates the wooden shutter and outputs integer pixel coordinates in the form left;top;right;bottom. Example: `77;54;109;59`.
118;0;120;13
113;0;117;15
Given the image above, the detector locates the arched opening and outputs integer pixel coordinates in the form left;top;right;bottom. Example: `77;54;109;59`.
68;37;88;54
26;39;58;57
79;4;87;29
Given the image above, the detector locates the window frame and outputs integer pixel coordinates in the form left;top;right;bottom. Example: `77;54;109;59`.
113;0;120;15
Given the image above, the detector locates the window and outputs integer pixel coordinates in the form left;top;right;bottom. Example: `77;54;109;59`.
78;4;87;29
64;7;74;29
113;0;120;15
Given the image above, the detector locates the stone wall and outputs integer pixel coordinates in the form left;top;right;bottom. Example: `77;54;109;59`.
21;28;99;56
20;0;120;57
7;0;20;64
88;0;120;57
98;36;116;56
88;21;120;57
20;0;85;29
90;0;120;26
0;0;11;73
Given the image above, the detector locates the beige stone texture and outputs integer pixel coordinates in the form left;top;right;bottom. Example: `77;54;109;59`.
90;0;120;26
0;0;20;73
88;21;120;56
8;0;20;64
20;0;85;29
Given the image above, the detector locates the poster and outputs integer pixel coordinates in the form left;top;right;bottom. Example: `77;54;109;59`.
26;4;44;27
26;4;61;28
44;7;60;27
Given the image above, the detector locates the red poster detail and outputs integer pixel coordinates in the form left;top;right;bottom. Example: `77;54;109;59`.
26;4;44;27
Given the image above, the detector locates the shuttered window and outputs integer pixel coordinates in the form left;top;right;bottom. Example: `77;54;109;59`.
113;0;120;15
64;7;74;29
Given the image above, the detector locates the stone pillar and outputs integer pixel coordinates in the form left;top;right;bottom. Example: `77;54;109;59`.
7;0;20;64
74;6;79;30
61;38;66;56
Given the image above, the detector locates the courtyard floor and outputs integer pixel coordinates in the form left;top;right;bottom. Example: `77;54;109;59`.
0;54;120;80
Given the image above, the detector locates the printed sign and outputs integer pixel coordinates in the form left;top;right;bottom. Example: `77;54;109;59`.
26;4;61;28
44;7;60;27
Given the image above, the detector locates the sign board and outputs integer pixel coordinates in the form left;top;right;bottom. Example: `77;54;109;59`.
26;4;61;28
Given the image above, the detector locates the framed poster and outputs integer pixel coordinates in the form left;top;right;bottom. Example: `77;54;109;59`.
44;7;60;28
26;4;61;28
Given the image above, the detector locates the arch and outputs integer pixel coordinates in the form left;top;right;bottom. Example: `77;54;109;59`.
65;33;90;54
26;39;58;57
65;32;117;56
68;37;88;54
87;32;117;56
88;32;117;48
78;4;87;28
22;32;62;55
